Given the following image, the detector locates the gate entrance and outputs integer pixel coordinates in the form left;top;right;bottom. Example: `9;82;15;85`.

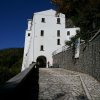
36;56;47;68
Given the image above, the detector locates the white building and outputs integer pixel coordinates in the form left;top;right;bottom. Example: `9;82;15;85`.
22;9;80;71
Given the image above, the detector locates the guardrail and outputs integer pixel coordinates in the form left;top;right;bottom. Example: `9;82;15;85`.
52;45;69;56
0;63;39;100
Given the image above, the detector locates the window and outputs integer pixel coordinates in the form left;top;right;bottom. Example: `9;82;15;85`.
57;39;60;45
41;18;45;23
57;18;60;24
76;30;80;34
57;30;60;37
28;33;30;36
67;31;70;36
41;30;44;36
40;45;44;51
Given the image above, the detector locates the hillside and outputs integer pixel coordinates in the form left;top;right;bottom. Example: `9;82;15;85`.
0;48;23;85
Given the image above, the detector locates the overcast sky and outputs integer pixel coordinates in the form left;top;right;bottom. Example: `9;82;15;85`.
0;0;54;49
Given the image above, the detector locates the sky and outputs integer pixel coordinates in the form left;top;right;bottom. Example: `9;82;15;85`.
0;0;54;49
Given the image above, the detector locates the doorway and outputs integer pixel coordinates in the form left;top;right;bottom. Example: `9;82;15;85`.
36;56;47;68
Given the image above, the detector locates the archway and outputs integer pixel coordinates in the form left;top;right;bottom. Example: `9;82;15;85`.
36;56;47;68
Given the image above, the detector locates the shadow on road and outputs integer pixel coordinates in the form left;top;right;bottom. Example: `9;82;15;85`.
0;64;39;100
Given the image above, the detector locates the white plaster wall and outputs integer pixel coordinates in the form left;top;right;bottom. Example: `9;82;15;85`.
33;11;66;67
22;20;32;71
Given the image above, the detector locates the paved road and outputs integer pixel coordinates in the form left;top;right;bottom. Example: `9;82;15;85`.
39;68;100;100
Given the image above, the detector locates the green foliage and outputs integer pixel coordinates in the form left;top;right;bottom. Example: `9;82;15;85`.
65;41;72;46
65;33;79;46
0;48;23;85
52;0;100;41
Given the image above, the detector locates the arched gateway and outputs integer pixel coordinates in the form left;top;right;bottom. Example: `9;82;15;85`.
36;56;47;68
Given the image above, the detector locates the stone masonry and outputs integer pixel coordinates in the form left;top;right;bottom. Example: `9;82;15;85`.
53;31;100;81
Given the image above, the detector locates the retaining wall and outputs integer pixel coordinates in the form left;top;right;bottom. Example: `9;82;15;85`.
53;32;100;81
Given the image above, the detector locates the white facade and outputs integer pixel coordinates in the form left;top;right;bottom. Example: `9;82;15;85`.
22;9;80;71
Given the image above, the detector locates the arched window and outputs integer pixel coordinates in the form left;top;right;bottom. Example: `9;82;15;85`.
57;18;60;24
41;30;44;36
41;18;45;23
28;33;30;36
67;31;70;35
57;39;60;45
40;45;44;51
57;30;60;37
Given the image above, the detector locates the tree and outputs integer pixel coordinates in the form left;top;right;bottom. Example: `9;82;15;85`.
52;0;100;41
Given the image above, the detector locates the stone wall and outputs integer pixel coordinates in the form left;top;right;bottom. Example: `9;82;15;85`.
53;32;100;81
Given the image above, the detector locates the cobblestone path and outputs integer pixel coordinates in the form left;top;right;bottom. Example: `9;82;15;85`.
39;68;100;100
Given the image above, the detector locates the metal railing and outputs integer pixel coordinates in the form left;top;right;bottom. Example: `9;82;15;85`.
52;45;69;56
